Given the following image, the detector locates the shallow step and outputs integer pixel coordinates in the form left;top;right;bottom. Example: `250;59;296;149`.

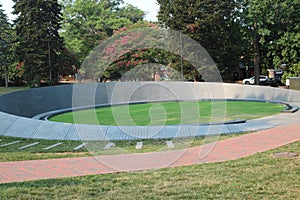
136;142;143;150
73;143;88;150
103;143;115;150
44;142;63;150
166;141;175;148
0;141;20;147
19;142;40;149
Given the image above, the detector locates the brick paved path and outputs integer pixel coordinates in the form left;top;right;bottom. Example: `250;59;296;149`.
0;124;299;184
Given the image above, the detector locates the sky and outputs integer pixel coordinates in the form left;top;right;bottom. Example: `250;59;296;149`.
0;0;159;22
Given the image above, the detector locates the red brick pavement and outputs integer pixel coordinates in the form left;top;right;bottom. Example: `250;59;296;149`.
0;124;299;184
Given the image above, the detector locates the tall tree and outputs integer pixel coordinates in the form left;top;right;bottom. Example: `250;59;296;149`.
61;0;145;64
242;0;300;84
157;0;243;81
13;0;65;86
0;3;11;87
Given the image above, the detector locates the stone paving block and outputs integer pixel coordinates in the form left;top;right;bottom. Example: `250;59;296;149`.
187;126;201;137
73;143;88;150
166;141;175;148
75;124;107;141
19;142;40;149
153;125;192;139
5;118;42;139
64;124;81;141
0;115;19;136
246;121;274;132
106;126;127;141
0;141;20;147
136;142;143;150
193;126;210;137
31;121;70;140
226;124;246;134
147;126;175;139
146;126;161;139
205;125;228;136
44;142;63;150
103;143;115;150
119;126;149;140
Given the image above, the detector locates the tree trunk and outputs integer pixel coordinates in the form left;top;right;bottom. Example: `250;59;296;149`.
253;22;260;85
4;64;8;88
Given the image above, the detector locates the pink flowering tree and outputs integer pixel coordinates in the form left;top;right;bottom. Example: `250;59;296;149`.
79;22;217;82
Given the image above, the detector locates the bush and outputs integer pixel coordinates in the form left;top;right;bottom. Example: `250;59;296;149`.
282;62;300;85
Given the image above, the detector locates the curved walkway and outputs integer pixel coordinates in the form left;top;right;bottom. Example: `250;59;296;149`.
1;123;299;184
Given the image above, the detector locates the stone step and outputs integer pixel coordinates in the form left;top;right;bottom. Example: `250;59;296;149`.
44;142;63;150
0;141;20;147
166;141;175;148
19;142;40;149
103;143;115;150
73;143;88;150
136;142;143;150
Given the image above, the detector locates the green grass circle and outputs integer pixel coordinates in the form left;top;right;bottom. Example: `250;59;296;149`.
49;101;285;126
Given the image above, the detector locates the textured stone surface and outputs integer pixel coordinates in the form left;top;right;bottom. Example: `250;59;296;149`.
0;82;299;141
271;152;299;158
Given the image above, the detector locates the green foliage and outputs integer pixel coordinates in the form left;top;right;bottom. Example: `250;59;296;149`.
157;0;244;80
0;3;11;87
13;0;72;86
282;62;300;84
61;0;145;64
244;0;300;73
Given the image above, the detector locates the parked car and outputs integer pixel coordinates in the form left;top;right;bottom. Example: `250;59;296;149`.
243;76;269;85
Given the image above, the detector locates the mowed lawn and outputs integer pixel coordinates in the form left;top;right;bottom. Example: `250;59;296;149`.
50;101;285;125
0;141;299;199
0;86;28;95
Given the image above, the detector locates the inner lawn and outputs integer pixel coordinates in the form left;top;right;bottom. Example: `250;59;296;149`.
50;101;285;126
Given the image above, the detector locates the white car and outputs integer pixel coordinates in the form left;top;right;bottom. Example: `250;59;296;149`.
243;76;269;85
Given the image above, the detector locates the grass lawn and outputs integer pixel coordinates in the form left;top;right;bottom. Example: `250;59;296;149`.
0;86;28;95
0;141;299;199
1;86;297;198
50;101;285;125
0;133;248;162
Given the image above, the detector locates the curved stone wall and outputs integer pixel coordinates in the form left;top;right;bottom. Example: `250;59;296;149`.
1;82;300;118
0;82;299;140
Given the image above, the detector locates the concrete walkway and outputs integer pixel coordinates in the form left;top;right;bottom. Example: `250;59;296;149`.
1;123;299;184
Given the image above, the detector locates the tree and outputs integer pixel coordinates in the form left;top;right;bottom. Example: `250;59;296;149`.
242;0;300;84
80;22;213;82
157;0;244;81
60;0;145;64
0;3;11;87
13;0;66;86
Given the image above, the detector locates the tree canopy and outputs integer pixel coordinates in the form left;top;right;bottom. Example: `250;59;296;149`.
1;0;299;86
157;0;300;83
13;0;68;86
157;0;244;81
60;0;145;63
0;3;11;87
242;0;300;84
